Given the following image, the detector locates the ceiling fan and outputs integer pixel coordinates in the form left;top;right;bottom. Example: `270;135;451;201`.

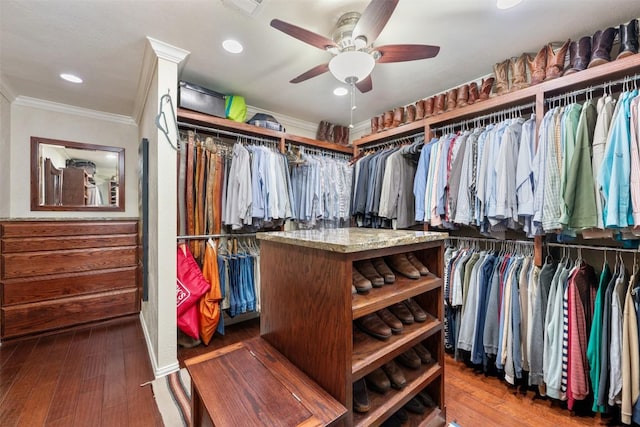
270;0;440;93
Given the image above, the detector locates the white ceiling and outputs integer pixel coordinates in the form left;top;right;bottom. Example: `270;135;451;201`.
1;0;639;127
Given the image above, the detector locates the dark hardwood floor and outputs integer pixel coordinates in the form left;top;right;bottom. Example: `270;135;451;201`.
0;316;626;426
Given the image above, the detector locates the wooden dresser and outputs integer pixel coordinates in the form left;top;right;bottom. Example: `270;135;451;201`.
0;220;139;340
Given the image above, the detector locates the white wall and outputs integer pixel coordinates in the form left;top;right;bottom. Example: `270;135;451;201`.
9;99;138;218
0;91;10;218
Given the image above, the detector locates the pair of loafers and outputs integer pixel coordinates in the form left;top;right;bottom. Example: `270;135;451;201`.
404;390;437;415
389;298;428;324
386;252;429;279
365;360;407;393
355;258;396;287
396;343;433;370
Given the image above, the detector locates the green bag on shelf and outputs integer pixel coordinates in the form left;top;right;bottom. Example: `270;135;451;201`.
225;95;247;122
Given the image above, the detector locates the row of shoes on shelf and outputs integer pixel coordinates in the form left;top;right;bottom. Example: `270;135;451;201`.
352;253;430;294
355;298;427;340
315;120;350;145
368;19;639;135
353;344;435;412
378;390;436;427
493;19;639;95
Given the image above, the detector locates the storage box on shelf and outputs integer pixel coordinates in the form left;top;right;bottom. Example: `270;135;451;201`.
257;228;447;427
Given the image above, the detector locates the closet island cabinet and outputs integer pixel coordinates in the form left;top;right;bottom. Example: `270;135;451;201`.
258;228;447;427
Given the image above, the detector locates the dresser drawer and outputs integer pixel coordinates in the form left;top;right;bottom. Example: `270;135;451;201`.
1;266;137;305
1;288;139;338
1;233;137;253
0;221;137;238
1;246;137;279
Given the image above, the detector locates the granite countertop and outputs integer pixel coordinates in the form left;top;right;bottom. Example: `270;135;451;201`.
257;228;448;253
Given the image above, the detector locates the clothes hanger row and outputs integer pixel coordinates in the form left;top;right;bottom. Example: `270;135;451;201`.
544;72;640;108
431;102;535;136
360;133;422;153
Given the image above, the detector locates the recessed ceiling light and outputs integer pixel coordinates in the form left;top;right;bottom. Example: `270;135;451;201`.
222;39;243;54
60;73;83;83
333;87;348;96
496;0;523;9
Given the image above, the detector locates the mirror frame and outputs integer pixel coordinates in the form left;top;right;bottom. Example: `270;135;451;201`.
30;136;125;212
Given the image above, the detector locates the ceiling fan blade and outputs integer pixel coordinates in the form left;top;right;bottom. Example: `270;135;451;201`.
270;19;337;51
352;0;399;44
374;44;440;63
356;75;373;93
290;63;330;83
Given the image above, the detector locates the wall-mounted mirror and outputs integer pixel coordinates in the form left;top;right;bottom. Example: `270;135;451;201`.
31;136;125;211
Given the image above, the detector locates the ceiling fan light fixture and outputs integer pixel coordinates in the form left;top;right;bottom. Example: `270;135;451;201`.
328;51;375;84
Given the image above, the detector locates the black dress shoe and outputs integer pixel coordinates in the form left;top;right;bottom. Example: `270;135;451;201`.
352;267;372;293
355;259;385;287
372;257;396;283
389;302;415;325
382;361;406;389
355;313;392;340
353;379;370;413
404;397;426;414
413;343;433;364
396;348;421;370
377;308;403;334
404;298;427;322
406;252;429;275
365;368;391;393
386;253;420;279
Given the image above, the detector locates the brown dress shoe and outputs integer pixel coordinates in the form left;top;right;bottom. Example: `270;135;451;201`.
365;368;391;393
389;302;415;324
404;298;427;322
355;313;392;340
406;252;429;275
355;259;385;287
417;390;436;408
377;308;403;334
404;397;426;414
352;267;372;293
413;343;433;364
353;378;370;413
372;257;396;284
382;361;406;389
396;348;421;370
386;254;420;279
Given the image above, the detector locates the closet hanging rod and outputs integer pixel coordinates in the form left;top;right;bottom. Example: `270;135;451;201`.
544;72;640;105
363;132;424;152
447;236;534;245
177;232;258;240
431;101;536;134
177;121;279;144
545;241;639;253
291;143;351;159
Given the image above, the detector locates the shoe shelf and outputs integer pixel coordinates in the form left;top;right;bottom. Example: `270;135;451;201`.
352;316;441;380
353;362;441;427
352;273;442;319
258;228;446;427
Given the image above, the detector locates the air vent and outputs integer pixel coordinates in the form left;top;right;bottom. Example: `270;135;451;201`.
221;0;265;17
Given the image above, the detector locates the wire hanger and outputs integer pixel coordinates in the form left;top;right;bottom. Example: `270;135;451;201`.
156;90;180;151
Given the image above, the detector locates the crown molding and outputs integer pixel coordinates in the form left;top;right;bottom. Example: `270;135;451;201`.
132;37;190;124
146;37;190;66
0;77;16;103
13;96;136;125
